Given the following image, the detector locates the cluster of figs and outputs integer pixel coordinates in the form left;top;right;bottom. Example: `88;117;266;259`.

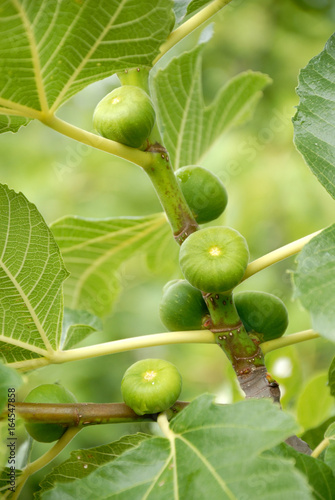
22;85;289;441
92;85;289;340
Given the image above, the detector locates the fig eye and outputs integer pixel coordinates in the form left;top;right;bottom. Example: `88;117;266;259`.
179;226;249;293
121;359;182;416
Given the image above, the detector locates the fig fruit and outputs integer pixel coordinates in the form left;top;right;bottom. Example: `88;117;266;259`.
159;279;210;331
175;166;228;224
24;384;76;443
234;291;289;341
93;85;155;148
121;359;182;415
179;226;249;293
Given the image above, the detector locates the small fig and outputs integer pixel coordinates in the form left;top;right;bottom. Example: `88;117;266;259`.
234;291;289;342
93;85;155;148
24;384;76;443
121;359;182;415
175;166;228;224
159;279;210;331
179;226;249;293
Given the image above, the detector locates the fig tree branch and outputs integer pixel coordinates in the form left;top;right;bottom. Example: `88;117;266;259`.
2;402;189;425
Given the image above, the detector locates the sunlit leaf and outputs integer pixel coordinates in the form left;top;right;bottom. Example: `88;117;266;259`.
0;0;174;132
293;225;335;343
293;32;335;199
0;184;68;365
152;40;271;170
40;395;312;500
51;213;169;316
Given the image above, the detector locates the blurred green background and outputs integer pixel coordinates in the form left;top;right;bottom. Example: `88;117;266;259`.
1;0;334;494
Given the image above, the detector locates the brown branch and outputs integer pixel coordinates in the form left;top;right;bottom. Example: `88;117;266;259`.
238;366;312;455
3;401;189;426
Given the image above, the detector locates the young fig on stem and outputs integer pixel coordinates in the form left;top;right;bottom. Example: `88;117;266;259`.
93;85;156;149
159;279;210;331
121;359;182;416
24;384;77;443
179;226;249;293
175;166;228;224
234;291;289;342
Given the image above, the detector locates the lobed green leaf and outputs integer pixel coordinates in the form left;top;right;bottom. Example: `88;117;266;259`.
40;395;312;500
152;39;271;170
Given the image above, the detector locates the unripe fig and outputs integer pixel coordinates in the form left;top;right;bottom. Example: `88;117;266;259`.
24;384;76;443
175;166;228;224
179;226;249;293
121;359;182;415
160;279;210;331
234;291;289;341
93;85;155;148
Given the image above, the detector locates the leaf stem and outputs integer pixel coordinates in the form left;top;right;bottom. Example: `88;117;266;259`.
242;230;323;281
261;330;320;355
6;328;322;372
8;427;80;500
157;412;175;440
51;331;214;364
40;114;154;169
153;0;234;64
8;331;215;370
311;437;330;458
